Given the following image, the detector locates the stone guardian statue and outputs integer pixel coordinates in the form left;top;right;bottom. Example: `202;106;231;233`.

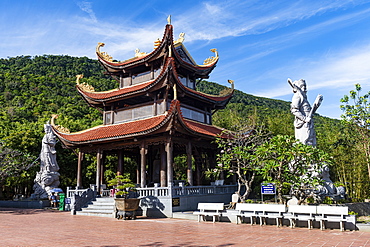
31;123;60;199
288;78;323;146
288;78;342;200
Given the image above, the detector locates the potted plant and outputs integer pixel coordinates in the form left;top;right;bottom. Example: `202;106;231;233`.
108;173;140;220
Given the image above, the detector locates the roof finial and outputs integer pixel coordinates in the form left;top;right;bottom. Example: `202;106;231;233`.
167;15;171;25
175;33;185;44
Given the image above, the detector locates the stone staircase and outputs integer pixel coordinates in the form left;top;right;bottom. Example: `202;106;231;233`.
74;197;201;220
76;197;115;218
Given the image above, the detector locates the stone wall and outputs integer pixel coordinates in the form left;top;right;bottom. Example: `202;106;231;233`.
0;200;50;209
345;202;370;216
139;192;234;218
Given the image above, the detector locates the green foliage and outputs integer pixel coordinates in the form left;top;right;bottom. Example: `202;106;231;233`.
306;196;315;204
322;196;334;205
197;80;292;135
173;155;189;181
215;118;270;201
0;55;117;198
255;135;331;203
205;166;224;181
340;83;370;182
0;141;36;182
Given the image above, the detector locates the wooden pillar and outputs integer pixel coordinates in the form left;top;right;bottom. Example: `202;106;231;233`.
100;152;105;186
194;147;202;185
96;150;102;194
117;149;124;175
160;144;167;187
165;138;173;187
186;142;193;186
77;151;84;189
140;143;147;188
136;154;140;185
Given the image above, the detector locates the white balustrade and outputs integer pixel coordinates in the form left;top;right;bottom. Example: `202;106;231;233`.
67;184;236;199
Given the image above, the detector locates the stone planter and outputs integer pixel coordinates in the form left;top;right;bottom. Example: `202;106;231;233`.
114;198;140;220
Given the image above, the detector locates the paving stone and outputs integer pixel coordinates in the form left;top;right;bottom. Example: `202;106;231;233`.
1;207;370;246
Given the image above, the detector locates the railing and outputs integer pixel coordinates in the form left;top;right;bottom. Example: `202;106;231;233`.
66;184;237;211
135;184;237;198
172;184;237;197
136;187;170;197
67;187;96;215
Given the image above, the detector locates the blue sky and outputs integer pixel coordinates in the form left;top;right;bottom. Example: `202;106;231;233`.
2;0;370;119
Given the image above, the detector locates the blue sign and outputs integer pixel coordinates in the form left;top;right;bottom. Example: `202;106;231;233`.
64;198;71;204
261;183;276;195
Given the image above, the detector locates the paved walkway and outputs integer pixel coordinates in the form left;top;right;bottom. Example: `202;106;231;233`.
1;208;370;247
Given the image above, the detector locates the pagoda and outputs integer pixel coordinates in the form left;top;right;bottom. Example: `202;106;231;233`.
51;18;234;194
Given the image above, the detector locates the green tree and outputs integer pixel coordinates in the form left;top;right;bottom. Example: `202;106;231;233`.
214;120;270;202
0;142;36;183
255;135;331;203
340;84;370;180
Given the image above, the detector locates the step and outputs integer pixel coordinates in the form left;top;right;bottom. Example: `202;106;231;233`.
82;206;115;212
76;210;114;218
76;197;115;218
81;208;114;213
85;205;114;210
172;211;198;221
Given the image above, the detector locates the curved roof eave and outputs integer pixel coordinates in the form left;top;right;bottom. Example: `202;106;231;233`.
173;102;228;139
77;57;174;103
51;100;181;146
96;24;173;70
169;59;234;105
172;46;218;77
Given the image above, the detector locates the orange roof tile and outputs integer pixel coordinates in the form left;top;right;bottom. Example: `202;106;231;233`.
55;115;167;143
183;119;225;137
53;100;179;144
77;80;153;100
52;99;229;145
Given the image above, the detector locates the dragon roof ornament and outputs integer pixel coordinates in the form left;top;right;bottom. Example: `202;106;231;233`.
175;32;185;44
51;114;70;134
75;74;95;92
96;42;114;62
135;48;147;58
203;48;218;65
218;79;235;96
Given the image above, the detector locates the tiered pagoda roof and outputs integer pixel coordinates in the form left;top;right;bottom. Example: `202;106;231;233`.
96;24;218;78
52;21;234;149
76;57;233;108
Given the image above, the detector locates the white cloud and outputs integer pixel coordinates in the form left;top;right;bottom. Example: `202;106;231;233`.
253;44;370;99
77;1;97;23
204;2;222;15
172;0;369;42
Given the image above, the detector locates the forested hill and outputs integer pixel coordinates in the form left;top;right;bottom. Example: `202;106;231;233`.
0;55;335;148
198;80;290;112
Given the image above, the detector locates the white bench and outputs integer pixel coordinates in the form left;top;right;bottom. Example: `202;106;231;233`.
284;205;317;229
258;204;286;227
315;206;348;231
233;203;261;225
193;203;224;223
